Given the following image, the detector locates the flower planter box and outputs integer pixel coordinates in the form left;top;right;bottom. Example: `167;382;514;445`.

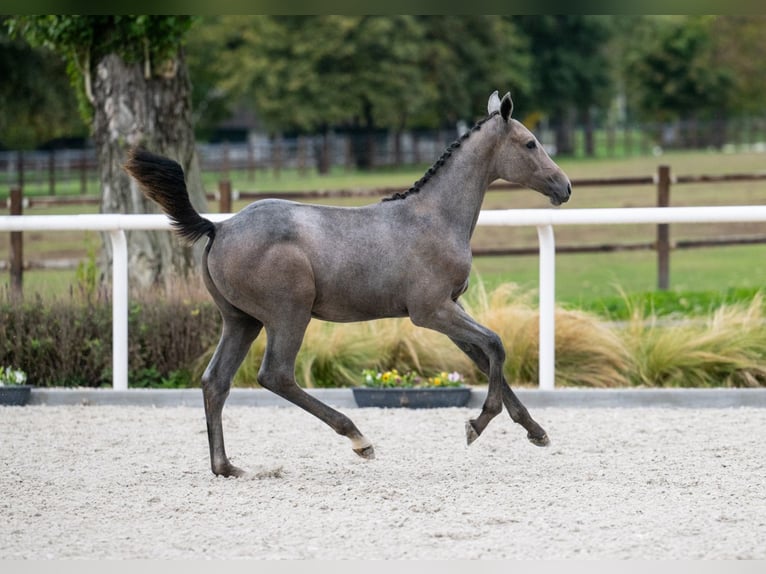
0;385;32;406
352;387;471;409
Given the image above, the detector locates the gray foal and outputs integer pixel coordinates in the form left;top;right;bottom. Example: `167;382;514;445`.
124;91;572;477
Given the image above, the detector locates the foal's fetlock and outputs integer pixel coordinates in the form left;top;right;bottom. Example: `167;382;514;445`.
465;419;480;445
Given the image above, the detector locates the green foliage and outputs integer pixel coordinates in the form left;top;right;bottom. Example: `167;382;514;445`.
0;22;85;149
6;15;196;125
514;15;614;113
186;15;528;134
6;15;766;151
0;365;27;386
74;242;100;301
626;16;734;122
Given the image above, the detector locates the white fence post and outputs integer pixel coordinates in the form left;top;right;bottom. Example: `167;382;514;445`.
109;229;129;391
537;224;556;390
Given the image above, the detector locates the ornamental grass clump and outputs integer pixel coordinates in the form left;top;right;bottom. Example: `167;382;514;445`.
464;282;632;387
622;293;766;387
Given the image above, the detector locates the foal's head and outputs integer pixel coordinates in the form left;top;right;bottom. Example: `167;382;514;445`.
488;91;572;206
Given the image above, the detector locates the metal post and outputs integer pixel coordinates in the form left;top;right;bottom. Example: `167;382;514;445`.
109;229;129;391
537;224;556;390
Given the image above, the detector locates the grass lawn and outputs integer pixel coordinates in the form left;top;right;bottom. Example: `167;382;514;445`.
468;244;766;309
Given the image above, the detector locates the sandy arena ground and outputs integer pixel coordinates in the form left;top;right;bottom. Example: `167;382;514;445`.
1;403;764;559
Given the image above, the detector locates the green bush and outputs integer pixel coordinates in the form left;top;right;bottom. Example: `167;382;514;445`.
0;289;220;387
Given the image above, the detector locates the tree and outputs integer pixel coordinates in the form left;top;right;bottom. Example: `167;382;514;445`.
706;16;766;116
514;16;614;156
189;16;430;170
8;16;205;288
415;16;531;129
0;24;85;151
626;16;734;123
187;16;531;170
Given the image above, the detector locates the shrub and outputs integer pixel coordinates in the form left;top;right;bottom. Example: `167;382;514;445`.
0;287;220;387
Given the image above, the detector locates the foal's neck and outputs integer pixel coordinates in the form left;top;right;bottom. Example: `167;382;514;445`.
414;119;499;241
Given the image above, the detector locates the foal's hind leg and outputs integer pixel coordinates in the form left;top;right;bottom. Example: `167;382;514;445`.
450;338;549;447
258;319;375;460
201;315;263;477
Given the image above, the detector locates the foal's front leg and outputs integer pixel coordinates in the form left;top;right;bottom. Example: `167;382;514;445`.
412;301;508;442
450;337;549;446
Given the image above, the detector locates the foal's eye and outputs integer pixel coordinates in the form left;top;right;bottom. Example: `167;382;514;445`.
525;140;537;150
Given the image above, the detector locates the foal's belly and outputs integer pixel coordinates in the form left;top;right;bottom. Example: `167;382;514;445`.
310;284;409;323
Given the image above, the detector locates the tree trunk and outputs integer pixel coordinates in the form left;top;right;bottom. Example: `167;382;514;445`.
91;49;207;289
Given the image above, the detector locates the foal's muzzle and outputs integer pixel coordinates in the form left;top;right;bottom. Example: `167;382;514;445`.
549;181;572;206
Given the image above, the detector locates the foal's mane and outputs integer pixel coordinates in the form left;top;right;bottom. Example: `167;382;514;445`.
383;110;501;202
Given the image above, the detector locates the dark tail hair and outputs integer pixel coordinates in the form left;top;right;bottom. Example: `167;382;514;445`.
123;148;215;244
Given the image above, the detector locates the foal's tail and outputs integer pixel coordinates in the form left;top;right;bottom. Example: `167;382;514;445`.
123;148;215;244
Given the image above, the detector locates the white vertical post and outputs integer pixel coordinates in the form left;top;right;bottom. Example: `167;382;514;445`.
536;224;556;390
109;230;129;391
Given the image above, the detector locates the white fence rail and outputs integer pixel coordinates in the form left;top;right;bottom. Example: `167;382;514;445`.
3;205;766;391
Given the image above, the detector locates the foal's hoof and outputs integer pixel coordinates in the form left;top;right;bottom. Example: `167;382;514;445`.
213;463;248;478
527;432;550;447
353;445;376;460
465;420;480;446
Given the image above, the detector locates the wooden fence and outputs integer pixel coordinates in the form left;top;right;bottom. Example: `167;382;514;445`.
5;165;766;297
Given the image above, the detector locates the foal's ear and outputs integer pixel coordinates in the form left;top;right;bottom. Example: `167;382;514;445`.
500;92;513;123
487;90;501;115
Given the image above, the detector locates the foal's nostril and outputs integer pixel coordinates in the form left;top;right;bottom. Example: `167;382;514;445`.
566;183;572;197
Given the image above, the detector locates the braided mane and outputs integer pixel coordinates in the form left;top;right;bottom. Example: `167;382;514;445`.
383;110;500;202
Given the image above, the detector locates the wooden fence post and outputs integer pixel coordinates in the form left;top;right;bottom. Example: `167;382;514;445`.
656;165;671;290
218;180;232;213
9;186;23;298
